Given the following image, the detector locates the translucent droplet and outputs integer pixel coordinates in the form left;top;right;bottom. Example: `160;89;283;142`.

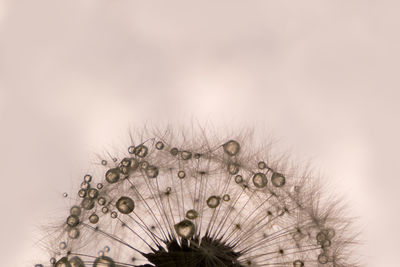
93;256;115;267
180;151;192;160
50;257;56;264
68;227;80;239
174;219;195;239
177;170;186;179
324;228;336;239
70;206;81;216
223;194;230;201
102;207;109;214
81;198;95;210
170;147;179;156
145;165;159;178
78;189;87;198
186;209;198;219
194;153;201;159
134;145;148;158
223;140;240;156
97;183;103;189
112;158;117;162
101;160;107;165
227;162;240;175
116;196;135;214
316;231;327;242
88;188;99;199
271;172;285;187
293;260;304;267
318;253;329;264
104;246;110;252
235;175;243;184
128;145;135;154
55;257;71;267
155;141;164;150
63;192;68;198
98;197;106;206
59;241;67;249
110;211;117;218
69;256;85;267
105;168;120;184
84;174;92;182
89;213;99;224
98;251;104;257
252;173;268;188
207;196;220;208
66;215;79;227
258;161;267;169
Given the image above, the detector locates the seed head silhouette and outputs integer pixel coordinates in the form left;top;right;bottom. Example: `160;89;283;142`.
35;127;358;267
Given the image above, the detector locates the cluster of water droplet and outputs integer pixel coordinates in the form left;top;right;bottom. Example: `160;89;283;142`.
35;134;354;267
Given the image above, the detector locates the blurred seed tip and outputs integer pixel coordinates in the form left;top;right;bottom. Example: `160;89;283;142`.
34;125;360;267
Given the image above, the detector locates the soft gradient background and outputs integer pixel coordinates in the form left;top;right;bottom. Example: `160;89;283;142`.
0;1;399;266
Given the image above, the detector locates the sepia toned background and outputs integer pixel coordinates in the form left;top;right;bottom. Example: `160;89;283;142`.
0;1;399;266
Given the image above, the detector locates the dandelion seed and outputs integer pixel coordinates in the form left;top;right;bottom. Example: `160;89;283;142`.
35;128;358;267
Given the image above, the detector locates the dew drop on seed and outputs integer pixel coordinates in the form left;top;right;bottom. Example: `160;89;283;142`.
271;172;286;187
174;219;195;239
98;197;106;206
128;145;135;154
134;145;148;158
170;147;179;156
316;231;327;242
321;239;331;248
155;141;164;150
102;207;109;214
101;160;107;165
186;209;199;219
78;189;86;198
66;215;79;227
104;246;110;252
50;257;56;264
69;256;85;267
68;227;80;239
207;196;220;208
146;165;159;178
318;253;329;264
59;242;66;250
84;174;92;182
97;183;103;189
81;181;89;189
178;170;186;179
70;206;81;216
110;211;117;218
223;194;230;201
180;151;192;160
235;175;243;184
252;173;268;188
258;161;267;169
227;162;240;175
105;168;120;184
89;213;99;224
325;228;336;239
293;260;304;267
223;140;240;156
81;198;95;210
63;192;68;198
98;251;104;257
88;188;99;199
116;196;135;214
55;257;71;267
93;256;115;267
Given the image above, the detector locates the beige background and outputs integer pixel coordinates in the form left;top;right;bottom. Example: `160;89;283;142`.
1;1;399;266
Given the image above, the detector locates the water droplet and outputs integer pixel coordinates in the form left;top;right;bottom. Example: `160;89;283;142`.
186;209;198;219
59;242;67;249
116;196;135;214
81;198;95;210
98;197;106;206
88;188;99;199
68;227;80;239
258;161;267;169
134;145;148;158
105;168;120;184
252;173;268;188
84;174;92;182
70;206;81;216
235;175;243;184
110;211;117;218
78;189;87;198
101;160;107;165
177;170;186;179
145;165;159;178
180;151;192;160
271;172;285;187
66;215;80;227
102;207;109;214
223;194;230;201
55;257;70;267
318;253;329;264
223;140;240;156
170;147;179;156
207;196;220;208
227;162;240;175
69;256;85;267
89;213;99;224
174;219;195;239
97;183;103;189
93;256;115;267
155;141;164;150
80;181;89;190
50;257;56;264
104;246;110;252
293;260;304;267
128;145;135;154
63;192;68;198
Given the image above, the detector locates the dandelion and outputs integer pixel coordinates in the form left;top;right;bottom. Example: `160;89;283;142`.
35;128;357;267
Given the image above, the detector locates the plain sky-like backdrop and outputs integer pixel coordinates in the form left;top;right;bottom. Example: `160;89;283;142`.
1;1;399;266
